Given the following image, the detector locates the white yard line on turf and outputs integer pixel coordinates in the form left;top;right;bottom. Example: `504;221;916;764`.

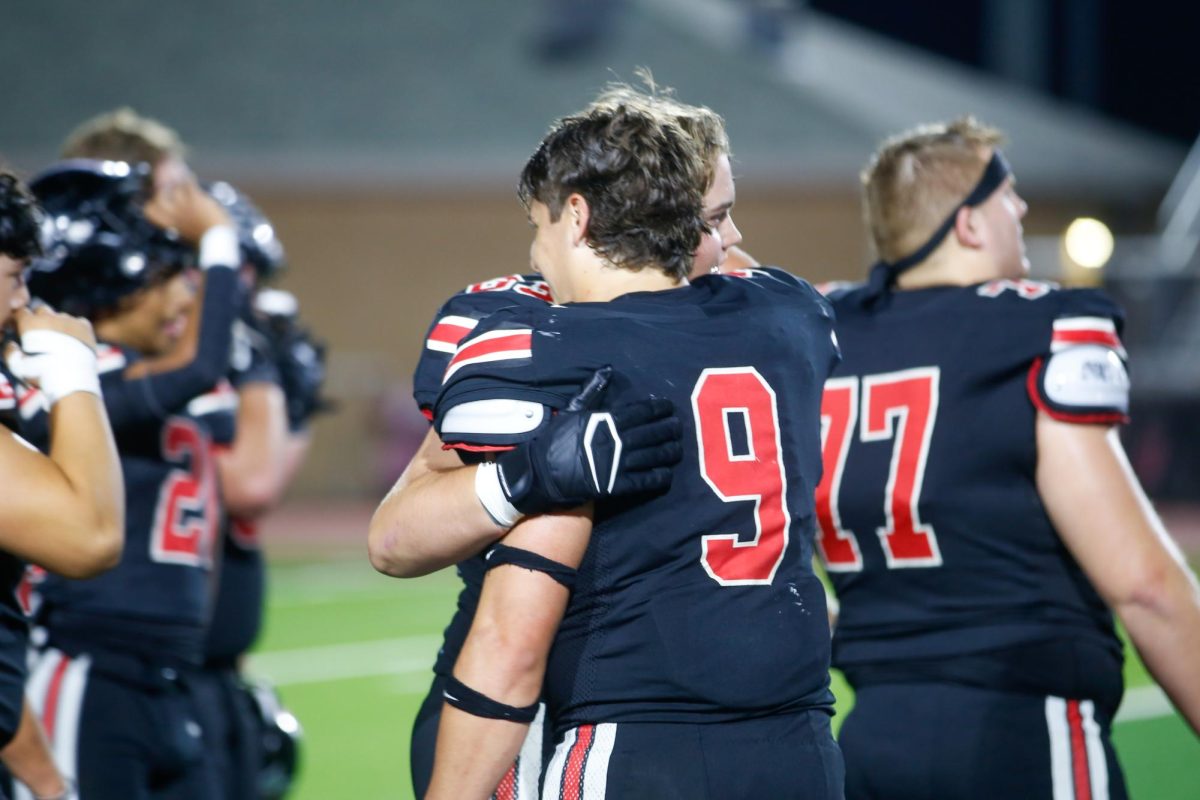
1116;685;1173;723
248;635;443;686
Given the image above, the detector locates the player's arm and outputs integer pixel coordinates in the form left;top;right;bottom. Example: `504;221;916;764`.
1036;414;1200;734
368;428;502;577
215;381;291;518
103;180;240;429
368;372;681;578
0;699;71;800
426;507;592;800
0;307;123;578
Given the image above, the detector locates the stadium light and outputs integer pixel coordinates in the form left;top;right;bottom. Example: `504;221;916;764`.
1064;217;1114;270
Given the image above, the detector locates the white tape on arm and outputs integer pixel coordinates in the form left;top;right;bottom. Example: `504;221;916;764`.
14;330;101;405
474;461;522;530
198;224;239;271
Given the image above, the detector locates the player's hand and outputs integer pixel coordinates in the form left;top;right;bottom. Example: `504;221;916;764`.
13;305;97;351
494;367;683;516
144;178;233;245
7;305;102;404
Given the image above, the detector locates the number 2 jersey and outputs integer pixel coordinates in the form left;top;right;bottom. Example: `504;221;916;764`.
817;279;1130;713
36;266;240;665
433;268;841;732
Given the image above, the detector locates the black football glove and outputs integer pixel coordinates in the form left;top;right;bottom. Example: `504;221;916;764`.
475;367;683;525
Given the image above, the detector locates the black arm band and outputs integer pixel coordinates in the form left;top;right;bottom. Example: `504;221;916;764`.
442;675;540;723
484;544;576;590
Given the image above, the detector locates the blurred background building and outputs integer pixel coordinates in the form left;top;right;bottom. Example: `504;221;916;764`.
4;0;1197;503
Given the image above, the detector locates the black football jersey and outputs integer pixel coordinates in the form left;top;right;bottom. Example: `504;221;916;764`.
434;268;840;731
37;343;222;663
411;274;554;676
818;279;1129;699
200;317;284;662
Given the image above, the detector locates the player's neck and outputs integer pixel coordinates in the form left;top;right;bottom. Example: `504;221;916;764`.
896;249;998;290
559;262;685;303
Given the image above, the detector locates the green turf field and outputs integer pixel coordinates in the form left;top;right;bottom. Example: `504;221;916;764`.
251;557;1199;800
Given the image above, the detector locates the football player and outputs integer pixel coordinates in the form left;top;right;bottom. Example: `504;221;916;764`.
22;159;239;800
0;172;124;800
816;117;1200;799
367;84;750;799
187;182;317;800
61;112;317;799
423;103;842;799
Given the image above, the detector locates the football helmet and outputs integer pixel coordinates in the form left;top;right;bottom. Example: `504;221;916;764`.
243;676;302;800
206;180;286;280
27;159;192;318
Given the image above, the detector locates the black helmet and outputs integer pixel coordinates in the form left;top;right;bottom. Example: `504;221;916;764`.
27;159;193;318
243;676;302;800
206;180;286;280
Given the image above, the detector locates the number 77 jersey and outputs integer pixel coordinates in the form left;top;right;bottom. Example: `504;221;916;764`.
816;280;1129;676
434;268;842;732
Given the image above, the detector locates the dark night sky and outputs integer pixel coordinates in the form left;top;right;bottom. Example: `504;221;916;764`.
809;0;1200;143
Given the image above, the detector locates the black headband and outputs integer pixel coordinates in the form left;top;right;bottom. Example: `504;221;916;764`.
865;149;1012;299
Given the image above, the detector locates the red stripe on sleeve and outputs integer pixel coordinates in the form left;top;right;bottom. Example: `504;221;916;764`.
1051;329;1122;350
429;321;476;348
448;332;532;370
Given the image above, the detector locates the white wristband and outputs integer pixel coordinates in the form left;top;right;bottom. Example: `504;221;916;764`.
474;461;523;530
12;330;101;406
198;224;240;271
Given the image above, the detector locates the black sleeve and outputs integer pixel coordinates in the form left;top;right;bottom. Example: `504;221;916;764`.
101;266;241;430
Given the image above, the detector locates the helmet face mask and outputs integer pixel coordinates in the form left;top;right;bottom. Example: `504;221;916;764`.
28;159;193;319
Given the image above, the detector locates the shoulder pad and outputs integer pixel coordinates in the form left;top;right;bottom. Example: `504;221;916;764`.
413;279;552;415
443;324;534;383
1029;343;1129;425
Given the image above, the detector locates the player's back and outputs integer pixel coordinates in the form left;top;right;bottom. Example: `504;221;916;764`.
818;279;1126;705
437;268;840;731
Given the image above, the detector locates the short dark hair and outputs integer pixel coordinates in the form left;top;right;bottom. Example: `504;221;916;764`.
0;172;43;261
518;104;707;281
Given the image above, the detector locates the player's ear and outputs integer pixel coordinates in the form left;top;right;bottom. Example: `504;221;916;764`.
564;193;590;247
953;205;985;251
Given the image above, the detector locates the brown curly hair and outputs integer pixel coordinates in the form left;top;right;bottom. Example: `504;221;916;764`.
518;104;707;281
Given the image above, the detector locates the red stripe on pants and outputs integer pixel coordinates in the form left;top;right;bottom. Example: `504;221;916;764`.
562;724;596;800
493;761;517;800
1067;700;1092;800
41;654;71;740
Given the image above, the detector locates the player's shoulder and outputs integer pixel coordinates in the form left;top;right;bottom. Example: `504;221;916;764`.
424;274;553;356
974;279;1121;317
719;266;834;315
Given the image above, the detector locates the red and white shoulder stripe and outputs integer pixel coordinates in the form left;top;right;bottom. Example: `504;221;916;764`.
1051;317;1126;358
443;328;533;383
426;315;479;354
